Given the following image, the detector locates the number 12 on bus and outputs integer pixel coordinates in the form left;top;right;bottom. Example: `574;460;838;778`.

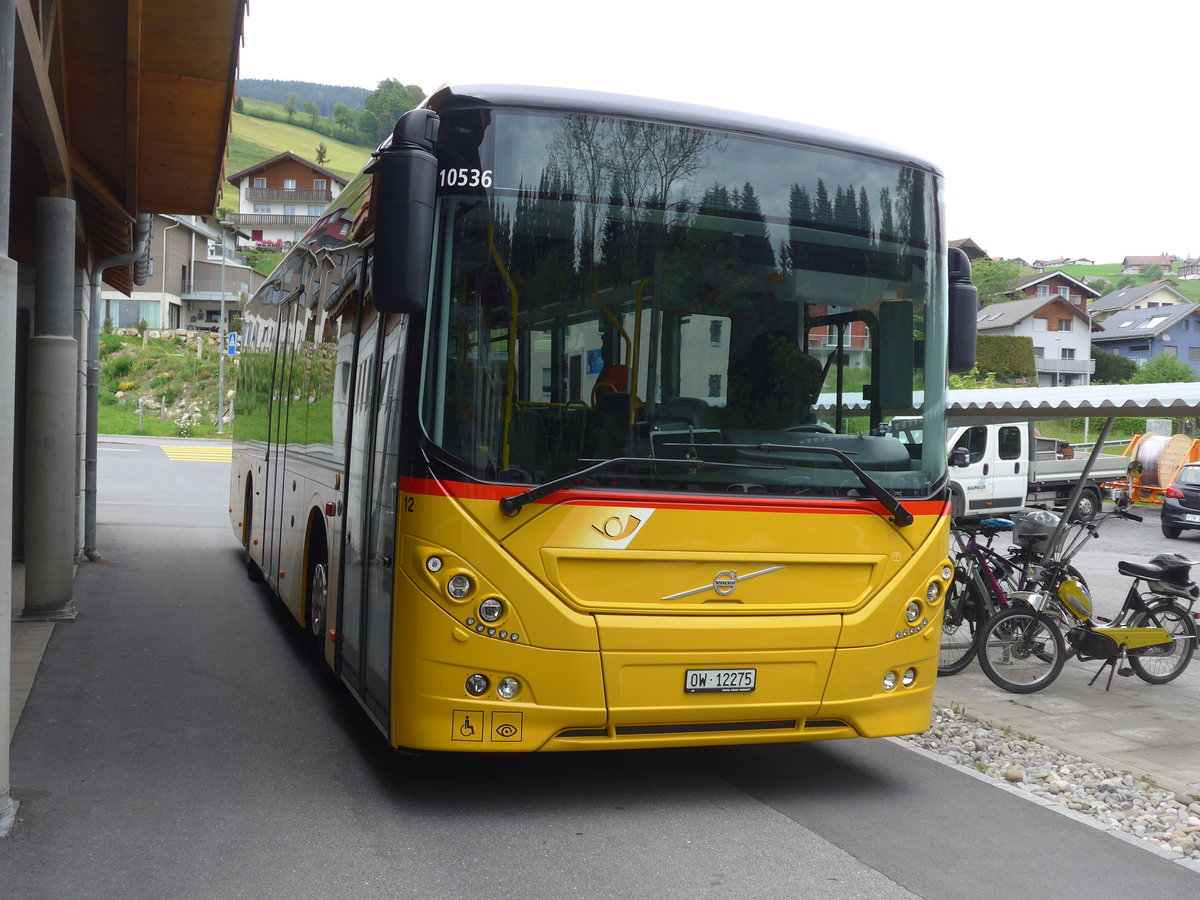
230;84;978;753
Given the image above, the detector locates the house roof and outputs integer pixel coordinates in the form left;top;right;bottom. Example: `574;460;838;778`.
1007;270;1101;298
13;1;246;294
1123;255;1174;266
1093;302;1200;342
227;151;350;186
949;238;988;259
976;295;1092;331
1090;281;1190;313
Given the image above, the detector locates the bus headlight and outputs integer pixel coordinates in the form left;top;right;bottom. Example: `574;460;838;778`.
941;564;953;581
465;674;489;696
883;671;898;691
902;668;917;687
906;601;922;623
479;597;504;622
497;677;521;700
447;574;474;599
927;581;942;603
426;556;444;573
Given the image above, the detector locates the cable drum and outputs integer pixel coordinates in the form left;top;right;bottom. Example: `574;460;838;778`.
1132;433;1192;486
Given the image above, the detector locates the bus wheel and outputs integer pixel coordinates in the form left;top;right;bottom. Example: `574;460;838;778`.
307;536;329;660
243;483;263;583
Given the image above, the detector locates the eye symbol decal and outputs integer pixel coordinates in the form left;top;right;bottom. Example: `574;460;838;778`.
495;723;519;738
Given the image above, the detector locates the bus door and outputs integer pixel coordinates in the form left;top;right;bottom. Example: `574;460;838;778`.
340;310;408;729
263;300;299;588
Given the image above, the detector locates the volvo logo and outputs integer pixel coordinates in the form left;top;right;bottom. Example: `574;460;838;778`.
663;566;785;601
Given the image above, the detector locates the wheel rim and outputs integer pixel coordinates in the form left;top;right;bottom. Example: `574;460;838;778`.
310;562;328;639
1131;608;1192;677
983;612;1060;688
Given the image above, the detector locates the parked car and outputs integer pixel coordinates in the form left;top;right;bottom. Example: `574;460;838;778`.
1161;462;1200;538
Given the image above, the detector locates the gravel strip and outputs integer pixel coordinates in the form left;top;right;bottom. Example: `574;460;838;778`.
903;705;1200;860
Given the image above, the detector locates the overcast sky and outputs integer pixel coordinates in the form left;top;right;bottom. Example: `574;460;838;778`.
238;0;1196;265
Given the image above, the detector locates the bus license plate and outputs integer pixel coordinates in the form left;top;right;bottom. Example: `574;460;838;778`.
684;668;756;693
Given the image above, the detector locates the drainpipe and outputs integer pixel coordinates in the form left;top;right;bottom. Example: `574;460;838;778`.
82;214;153;560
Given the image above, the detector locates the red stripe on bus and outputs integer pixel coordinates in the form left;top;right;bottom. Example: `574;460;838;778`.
399;476;947;517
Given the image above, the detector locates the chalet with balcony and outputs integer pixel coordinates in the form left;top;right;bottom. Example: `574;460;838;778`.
977;295;1096;387
1089;281;1192;323
227;152;348;248
1002;270;1100;314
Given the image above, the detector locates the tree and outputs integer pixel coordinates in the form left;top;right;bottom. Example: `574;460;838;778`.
363;78;420;141
971;258;1022;306
284;94;297;123
333;103;355;136
314;142;329;166
1140;264;1164;282
1091;346;1137;384
233;97;244;114
302;100;320;129
357;109;379;145
1131;353;1197;384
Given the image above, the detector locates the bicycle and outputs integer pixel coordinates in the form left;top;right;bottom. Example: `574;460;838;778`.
940;510;1087;676
977;503;1199;694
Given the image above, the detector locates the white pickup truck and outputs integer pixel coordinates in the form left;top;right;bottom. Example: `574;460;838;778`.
891;418;1131;520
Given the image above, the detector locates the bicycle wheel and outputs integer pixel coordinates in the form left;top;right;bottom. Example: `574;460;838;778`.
939;576;984;676
1126;602;1197;685
978;607;1066;694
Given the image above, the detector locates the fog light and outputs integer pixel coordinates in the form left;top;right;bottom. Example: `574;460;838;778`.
426;556;443;573
941;564;953;580
902;668;917;686
883;671;898;691
479;597;504;622
927;582;941;603
497;677;521;699
447;574;474;599
465;673;489;696
906;601;922;623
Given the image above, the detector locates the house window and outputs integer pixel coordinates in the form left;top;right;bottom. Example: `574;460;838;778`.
1062;348;1075;360
313;179;327;190
709;320;723;346
307;205;323;216
1033;346;1045;358
253;177;266;188
1037;285;1050;297
284;178;297;190
284;204;297;216
1057;286;1070;297
1163;346;1178;358
708;374;722;397
253;203;271;213
1058;319;1072;331
1130;343;1149;351
1188;347;1200;361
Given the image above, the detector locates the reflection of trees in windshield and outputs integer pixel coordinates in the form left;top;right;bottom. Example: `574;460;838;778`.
429;112;937;495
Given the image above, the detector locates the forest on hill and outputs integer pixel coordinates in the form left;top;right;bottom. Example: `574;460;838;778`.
235;79;370;116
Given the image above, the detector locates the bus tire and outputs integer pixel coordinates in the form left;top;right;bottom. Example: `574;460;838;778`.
306;525;330;664
243;480;264;583
949;487;965;520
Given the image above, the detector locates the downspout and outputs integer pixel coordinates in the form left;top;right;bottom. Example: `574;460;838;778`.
82;214;153;560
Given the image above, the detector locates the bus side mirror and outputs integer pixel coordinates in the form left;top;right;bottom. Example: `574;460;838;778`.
372;109;440;315
947;247;977;374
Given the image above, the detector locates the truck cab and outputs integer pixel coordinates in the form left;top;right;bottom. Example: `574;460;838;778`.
948;423;1031;516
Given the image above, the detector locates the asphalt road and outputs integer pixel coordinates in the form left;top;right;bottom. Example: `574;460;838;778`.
2;437;1197;897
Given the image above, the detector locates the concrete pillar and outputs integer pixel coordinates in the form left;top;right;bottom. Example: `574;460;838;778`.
22;197;78;620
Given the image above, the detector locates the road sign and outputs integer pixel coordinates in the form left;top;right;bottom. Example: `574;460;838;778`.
227;332;238;356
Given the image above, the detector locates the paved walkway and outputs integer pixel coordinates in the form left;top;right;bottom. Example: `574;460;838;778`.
8;567;1200;797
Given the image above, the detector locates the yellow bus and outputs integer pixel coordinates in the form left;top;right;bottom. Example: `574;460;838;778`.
230;84;978;752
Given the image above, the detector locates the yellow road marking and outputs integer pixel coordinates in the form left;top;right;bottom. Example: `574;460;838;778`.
160;445;233;462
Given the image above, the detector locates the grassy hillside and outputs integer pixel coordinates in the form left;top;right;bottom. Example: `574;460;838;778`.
221;110;373;213
1048;263;1200;302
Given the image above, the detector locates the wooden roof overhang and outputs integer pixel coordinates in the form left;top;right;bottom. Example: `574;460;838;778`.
10;0;246;294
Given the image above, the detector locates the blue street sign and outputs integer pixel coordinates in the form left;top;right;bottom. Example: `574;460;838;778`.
227;332;238;356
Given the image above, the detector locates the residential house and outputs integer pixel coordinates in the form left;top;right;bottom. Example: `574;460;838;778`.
226;152;348;248
976;295;1095;387
1178;259;1200;280
1093;303;1200;374
100;214;265;332
1031;257;1096;271
949;238;988;261
1003;270;1100;314
1121;255;1175;274
1088;281;1192;324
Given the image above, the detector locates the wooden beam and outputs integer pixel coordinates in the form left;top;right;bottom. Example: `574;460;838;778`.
14;0;70;193
125;0;142;212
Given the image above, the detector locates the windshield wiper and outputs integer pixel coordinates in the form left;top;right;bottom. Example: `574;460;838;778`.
677;441;913;527
499;457;782;515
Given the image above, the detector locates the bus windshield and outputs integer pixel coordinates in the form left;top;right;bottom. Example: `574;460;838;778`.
421;106;946;500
